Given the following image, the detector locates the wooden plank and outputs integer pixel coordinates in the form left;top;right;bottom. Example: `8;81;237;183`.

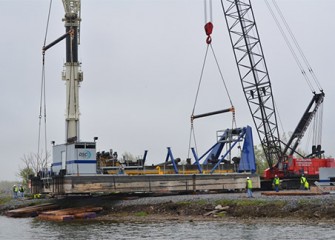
261;191;325;196
37;207;102;221
37;214;74;221
6;203;59;218
74;212;97;219
41;207;103;216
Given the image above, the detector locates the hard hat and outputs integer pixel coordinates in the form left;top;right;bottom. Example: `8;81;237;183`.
247;177;250;179
275;175;277;177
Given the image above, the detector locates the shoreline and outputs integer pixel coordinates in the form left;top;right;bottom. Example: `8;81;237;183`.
1;191;335;222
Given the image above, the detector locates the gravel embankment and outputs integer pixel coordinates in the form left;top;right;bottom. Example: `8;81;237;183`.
2;192;335;221
0;198;52;214
92;191;335;222
112;191;335;207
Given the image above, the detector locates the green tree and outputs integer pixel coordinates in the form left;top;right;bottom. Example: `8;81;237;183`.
18;167;34;187
18;151;50;185
254;144;268;175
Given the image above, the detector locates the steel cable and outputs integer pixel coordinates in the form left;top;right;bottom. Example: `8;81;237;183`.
264;0;315;93
272;0;323;91
38;0;53;165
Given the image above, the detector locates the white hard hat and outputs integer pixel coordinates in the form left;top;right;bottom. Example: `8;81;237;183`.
275;175;278;177
247;177;250;179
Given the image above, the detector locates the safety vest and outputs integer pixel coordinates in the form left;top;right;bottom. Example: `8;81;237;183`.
19;187;24;192
13;186;18;192
273;177;280;185
300;176;306;184
304;181;309;189
247;179;252;189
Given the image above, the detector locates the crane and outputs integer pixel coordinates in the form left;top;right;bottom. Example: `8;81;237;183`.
219;0;326;179
43;0;97;176
61;0;82;143
43;0;82;143
220;0;282;169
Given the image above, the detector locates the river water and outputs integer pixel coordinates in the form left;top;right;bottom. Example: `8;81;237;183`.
1;216;334;240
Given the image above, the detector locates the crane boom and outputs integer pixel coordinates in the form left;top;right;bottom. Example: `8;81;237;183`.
61;0;82;143
220;0;282;168
283;91;325;156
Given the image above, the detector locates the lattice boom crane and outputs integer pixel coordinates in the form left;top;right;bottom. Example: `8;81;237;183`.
220;0;327;178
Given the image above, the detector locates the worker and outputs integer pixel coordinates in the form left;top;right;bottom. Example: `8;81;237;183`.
246;177;253;198
304;179;310;190
33;193;41;199
118;164;125;175
19;185;25;198
12;185;18;199
273;175;280;192
155;166;163;175
300;174;307;190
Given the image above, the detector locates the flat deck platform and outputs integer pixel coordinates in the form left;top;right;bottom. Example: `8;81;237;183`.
35;173;260;195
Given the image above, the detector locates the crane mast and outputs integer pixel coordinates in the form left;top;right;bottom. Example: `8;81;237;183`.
62;0;82;143
220;0;282;168
47;0;97;176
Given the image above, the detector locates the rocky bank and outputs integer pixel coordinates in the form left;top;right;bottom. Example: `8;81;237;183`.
1;191;335;222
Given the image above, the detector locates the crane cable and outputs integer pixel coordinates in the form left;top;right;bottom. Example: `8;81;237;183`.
271;0;324;151
188;0;213;157
271;0;323;91
313;103;323;147
266;0;324;152
204;0;213;24
188;0;236;159
188;45;210;158
264;0;322;93
37;0;53;169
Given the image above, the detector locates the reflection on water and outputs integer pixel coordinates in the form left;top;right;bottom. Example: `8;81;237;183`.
1;216;335;240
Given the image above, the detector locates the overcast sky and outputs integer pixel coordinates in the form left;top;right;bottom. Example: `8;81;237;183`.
1;0;334;181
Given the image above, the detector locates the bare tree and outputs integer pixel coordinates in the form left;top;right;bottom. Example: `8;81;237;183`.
19;151;50;176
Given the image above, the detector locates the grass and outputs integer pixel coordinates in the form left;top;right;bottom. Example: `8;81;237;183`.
214;199;235;206
176;200;208;206
0;196;12;205
134;211;148;217
214;199;287;208
216;212;226;218
176;201;192;206
297;199;312;206
194;199;208;205
236;199;269;206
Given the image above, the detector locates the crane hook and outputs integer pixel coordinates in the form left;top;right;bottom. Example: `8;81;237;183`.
205;22;213;44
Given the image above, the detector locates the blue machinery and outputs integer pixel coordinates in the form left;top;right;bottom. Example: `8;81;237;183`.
165;126;256;174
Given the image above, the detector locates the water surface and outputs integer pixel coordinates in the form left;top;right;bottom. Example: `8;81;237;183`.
1;216;334;240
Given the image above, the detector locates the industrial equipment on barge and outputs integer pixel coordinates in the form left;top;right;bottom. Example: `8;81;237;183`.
30;0;259;195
